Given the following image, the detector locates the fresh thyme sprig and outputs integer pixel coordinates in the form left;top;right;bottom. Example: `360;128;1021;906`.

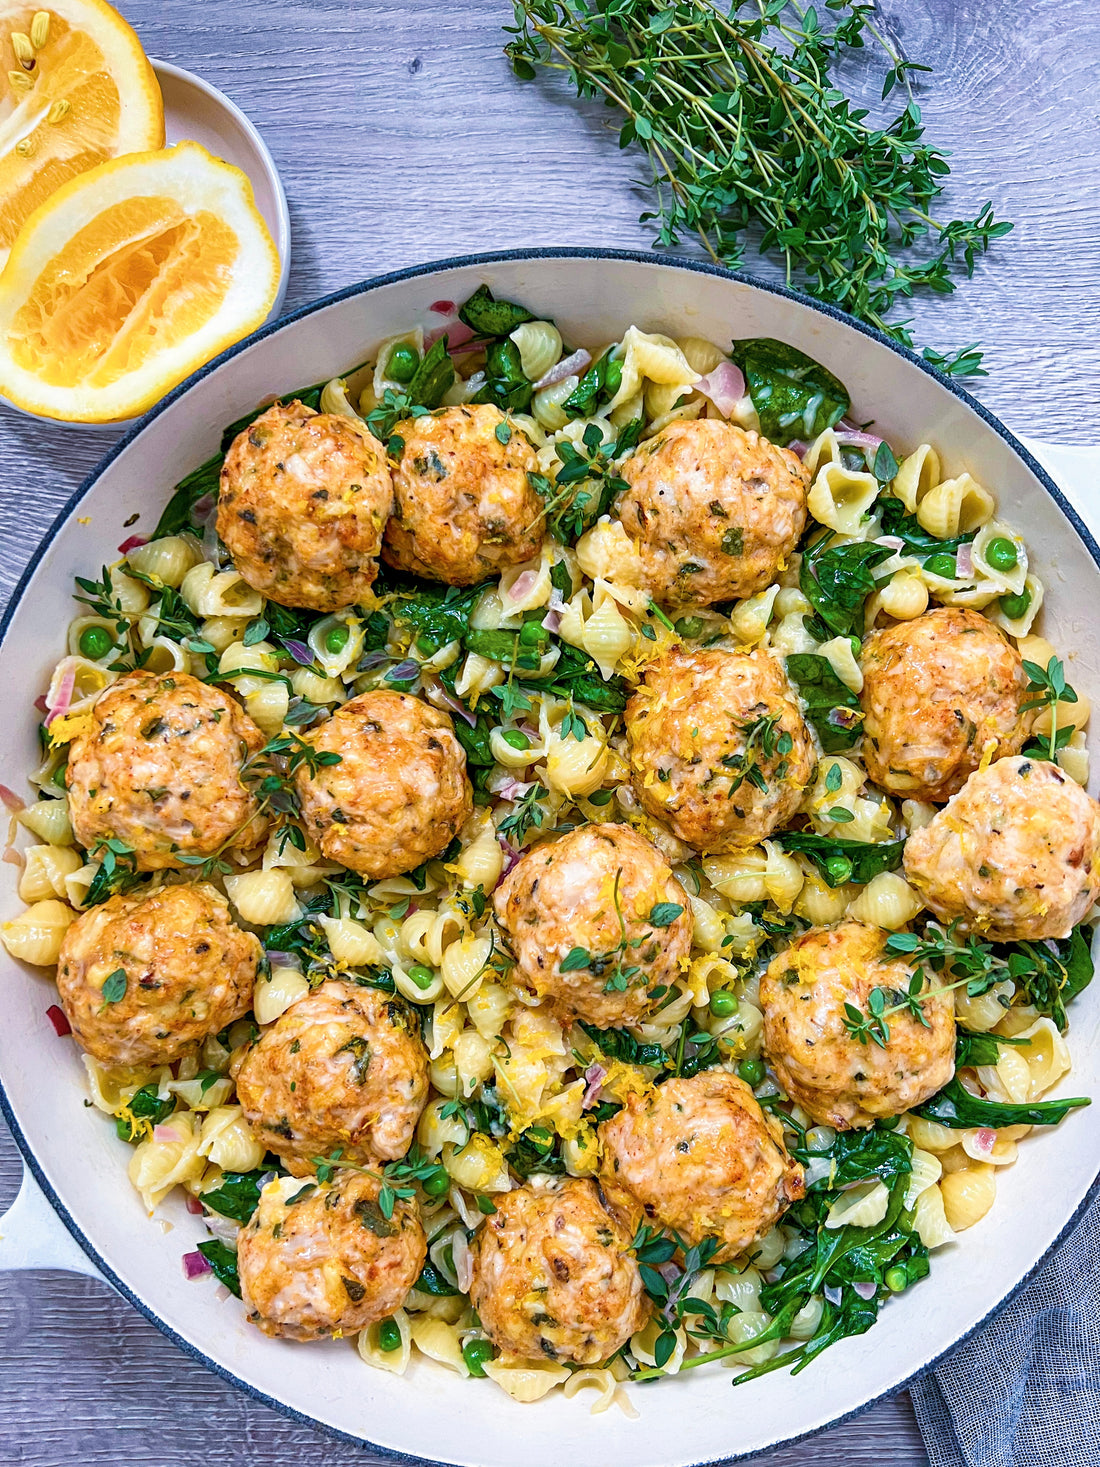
1021;655;1078;762
505;0;1012;376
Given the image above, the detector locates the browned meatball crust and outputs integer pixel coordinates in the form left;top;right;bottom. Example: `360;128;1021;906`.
234;979;429;1176
626;647;816;852
56;882;260;1066
616;420;808;608
66;670;268;872
382;403;544;584
294;690;472;878
760;922;956;1129
861;608;1031;802
217;400;394;611
903;755;1100;940
238;1170;426;1341
470;1178;648;1364
492;823;693;1028
599;1072;804;1261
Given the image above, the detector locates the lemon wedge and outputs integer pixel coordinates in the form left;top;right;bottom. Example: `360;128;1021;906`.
0;0;165;270
0;140;280;421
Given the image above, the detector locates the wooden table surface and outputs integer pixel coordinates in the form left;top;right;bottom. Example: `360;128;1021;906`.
1;2;1097;1463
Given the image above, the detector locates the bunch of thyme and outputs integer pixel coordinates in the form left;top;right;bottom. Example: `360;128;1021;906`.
505;0;1012;376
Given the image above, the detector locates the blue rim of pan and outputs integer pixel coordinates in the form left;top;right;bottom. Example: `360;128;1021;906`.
2;246;1099;1467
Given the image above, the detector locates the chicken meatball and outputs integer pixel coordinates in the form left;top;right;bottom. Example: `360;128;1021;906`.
861;608;1031;802
55;883;260;1066
626;647;816;852
492;823;693;1028
381;403;544;584
234;979;429;1176
599;1073;804;1261
615;420;808;608
760;922;956;1129
903;755;1100;941
470;1178;648;1365
217;400;394;612
238;1170;426;1341
294;690;471;878
66;670;268;872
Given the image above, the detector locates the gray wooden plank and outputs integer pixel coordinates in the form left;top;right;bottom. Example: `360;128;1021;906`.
2;0;1098;1460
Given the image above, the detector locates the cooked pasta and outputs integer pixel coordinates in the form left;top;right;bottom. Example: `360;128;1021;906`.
10;287;1094;1412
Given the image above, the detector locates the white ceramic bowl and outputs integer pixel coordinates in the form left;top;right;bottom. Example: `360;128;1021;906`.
2;251;1099;1466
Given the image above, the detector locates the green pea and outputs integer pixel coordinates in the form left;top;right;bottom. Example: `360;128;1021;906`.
387;343;419;384
501;729;530;750
674;616;704;639
924;552;957;580
737;1057;765;1087
377;1316;403;1352
324;624;350;654
422;1167;450;1198
884;1265;908;1294
709;989;737;1018
519;620;545;648
824;854;854;886
985;536;1018;572
52;763;68;789
408;964;436;991
1000;588;1031;620
78;625;114;660
463;1338;494;1377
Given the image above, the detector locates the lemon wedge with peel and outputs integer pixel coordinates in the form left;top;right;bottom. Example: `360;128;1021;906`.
0;0;165;271
0;140;280;421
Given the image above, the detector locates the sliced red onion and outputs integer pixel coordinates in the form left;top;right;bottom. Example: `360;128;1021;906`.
542;608;562;635
118;534;149;555
430;299;456;316
504;569;539;603
823;1283;843;1306
281;638;314;666
494;776;534;802
786;440;809;459
46;664;76;725
34;694;48;714
763;1267;784;1284
153;1122;183;1143
548;585;567;612
877;535;904;552
971;1128;996;1158
202;507;222;564
453;1232;474;1294
801;1156;833;1190
190;492;215;526
498;835;521;875
658;1260;681;1288
853;1279;878;1301
827;706;863;730
534;348;591;391
425;319;478;351
955;542;975;578
182;1250;213;1280
582;1064;607;1108
835;429;883;451
694;360;745;417
185;1194;204;1215
0;784;24;813
424;676;477;727
46;1005;71;1037
264;949;301;971
3;847;24;869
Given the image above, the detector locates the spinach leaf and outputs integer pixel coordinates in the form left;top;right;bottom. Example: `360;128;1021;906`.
452;709;496;768
458;284;535;338
471;338;533;414
115;1084;176;1143
530;642;629;713
415;1260;460;1297
578;1020;667;1069
914;1077;1090;1130
563;348;622;416
794;1127;913;1189
955;1030;1029;1070
200;1169;271;1225
800;535;894;640
197;1239;241;1297
877;496;972;557
1006;927;1094;1033
730;339;849;445
153;455;222;538
785;652;862;753
506;1128;567;1179
407;336;455;409
774;831;905;888
388;582;486;655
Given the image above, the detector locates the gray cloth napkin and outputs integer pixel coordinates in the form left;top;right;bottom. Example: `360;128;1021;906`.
909;1190;1100;1467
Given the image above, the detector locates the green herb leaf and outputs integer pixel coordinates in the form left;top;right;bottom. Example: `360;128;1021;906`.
100;969;127;1005
648;902;685;928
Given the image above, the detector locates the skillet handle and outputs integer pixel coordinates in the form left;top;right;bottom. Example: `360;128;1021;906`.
1017;436;1099;525
0;1165;108;1282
